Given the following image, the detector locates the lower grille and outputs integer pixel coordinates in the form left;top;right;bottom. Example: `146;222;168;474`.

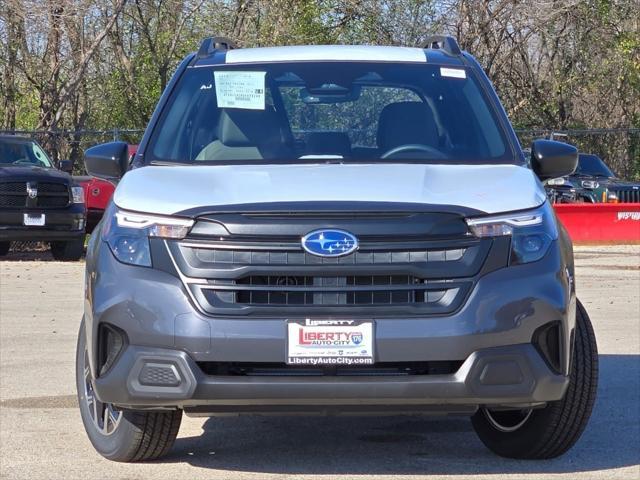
235;275;428;306
197;361;463;377
199;277;467;314
613;189;640;203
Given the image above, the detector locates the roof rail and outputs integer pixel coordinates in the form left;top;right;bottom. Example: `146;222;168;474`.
422;35;461;56
197;36;237;59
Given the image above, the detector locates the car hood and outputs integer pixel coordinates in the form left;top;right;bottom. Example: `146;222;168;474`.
0;165;71;183
601;178;640;189
569;175;640;189
113;163;547;216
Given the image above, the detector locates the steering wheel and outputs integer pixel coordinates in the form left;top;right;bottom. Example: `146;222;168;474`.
381;144;446;160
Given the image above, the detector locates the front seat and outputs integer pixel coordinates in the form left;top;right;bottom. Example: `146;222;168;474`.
376;101;440;153
196;107;288;160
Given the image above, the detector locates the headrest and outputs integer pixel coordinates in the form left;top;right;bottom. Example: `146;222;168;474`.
377;102;439;151
305;132;352;156
218;107;282;148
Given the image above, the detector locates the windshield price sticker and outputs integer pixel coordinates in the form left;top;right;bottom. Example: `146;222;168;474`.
287;319;374;365
214;71;266;110
440;67;467;79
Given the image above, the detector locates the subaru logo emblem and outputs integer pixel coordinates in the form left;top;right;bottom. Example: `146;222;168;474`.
302;229;358;257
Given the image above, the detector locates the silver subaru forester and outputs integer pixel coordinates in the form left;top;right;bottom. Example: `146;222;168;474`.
77;36;597;462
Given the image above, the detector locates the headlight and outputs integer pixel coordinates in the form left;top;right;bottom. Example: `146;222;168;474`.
581;180;599;189
466;202;557;264
102;206;193;267
71;186;85;204
546;178;566;186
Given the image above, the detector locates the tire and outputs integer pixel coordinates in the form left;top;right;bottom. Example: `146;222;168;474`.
76;319;182;462
50;237;84;261
471;299;598;459
0;242;10;256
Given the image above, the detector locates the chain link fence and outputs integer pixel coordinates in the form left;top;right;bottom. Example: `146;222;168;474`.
2;127;638;254
1;127;639;178
0;129;145;175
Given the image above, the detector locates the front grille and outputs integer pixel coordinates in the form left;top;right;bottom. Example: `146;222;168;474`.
197;361;463;377
37;182;68;194
0;182;27;207
192;247;465;265
37;195;69;207
0;181;70;208
166;229;495;316
0;182;26;194
613;189;640;203
0;195;26;207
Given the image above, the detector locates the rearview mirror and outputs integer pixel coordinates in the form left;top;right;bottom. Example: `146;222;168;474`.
300;85;361;104
84;142;129;182
58;160;73;173
530;140;578;181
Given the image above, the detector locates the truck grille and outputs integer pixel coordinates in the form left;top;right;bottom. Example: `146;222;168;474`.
612;189;640;203
164;211;500;316
0;181;70;208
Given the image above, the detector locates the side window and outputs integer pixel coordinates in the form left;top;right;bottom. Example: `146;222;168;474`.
31;143;52;167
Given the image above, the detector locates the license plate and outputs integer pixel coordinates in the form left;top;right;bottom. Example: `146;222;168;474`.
23;213;45;226
287;319;374;365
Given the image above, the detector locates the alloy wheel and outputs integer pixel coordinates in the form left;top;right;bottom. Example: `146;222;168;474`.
482;407;533;433
83;350;122;435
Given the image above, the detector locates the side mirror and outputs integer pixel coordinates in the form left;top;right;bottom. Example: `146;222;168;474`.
58;160;73;173
530;139;578;181
84;142;129;181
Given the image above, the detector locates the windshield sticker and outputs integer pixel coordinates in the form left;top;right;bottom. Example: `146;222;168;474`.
214;71;266;110
440;67;466;79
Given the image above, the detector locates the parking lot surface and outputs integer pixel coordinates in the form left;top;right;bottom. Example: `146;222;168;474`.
1;245;639;480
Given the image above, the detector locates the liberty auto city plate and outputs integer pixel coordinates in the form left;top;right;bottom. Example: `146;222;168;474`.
287;319;374;365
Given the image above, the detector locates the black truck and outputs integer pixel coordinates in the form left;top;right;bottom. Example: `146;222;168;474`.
545;153;640;203
0;135;86;260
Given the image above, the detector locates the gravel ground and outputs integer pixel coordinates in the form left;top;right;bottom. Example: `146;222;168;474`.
0;245;638;480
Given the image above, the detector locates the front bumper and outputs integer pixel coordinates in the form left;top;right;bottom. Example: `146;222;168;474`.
95;342;568;414
0;204;85;241
85;239;574;413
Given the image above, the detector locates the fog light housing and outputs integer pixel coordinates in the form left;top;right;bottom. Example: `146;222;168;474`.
533;321;562;374
97;324;126;376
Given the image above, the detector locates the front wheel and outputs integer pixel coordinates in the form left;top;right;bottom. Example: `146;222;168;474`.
471;299;598;459
76;320;182;462
51;238;84;261
0;242;10;256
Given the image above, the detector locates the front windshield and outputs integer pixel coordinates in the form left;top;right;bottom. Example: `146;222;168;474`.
148;62;512;164
0;139;53;168
576;154;615;178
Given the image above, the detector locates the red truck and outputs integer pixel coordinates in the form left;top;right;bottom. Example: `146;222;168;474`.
74;145;135;232
74;176;114;233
